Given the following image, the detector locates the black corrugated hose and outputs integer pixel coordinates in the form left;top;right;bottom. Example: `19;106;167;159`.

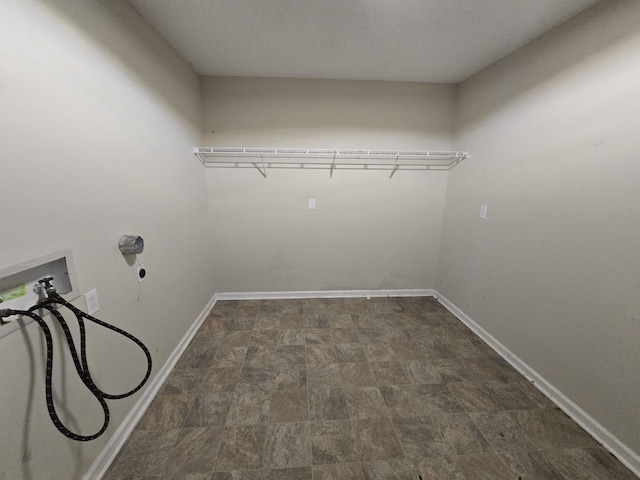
0;282;152;441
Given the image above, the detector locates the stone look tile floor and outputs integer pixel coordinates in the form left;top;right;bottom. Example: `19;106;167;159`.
104;297;637;480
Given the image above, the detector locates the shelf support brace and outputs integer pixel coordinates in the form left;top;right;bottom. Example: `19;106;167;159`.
253;155;267;178
329;153;337;179
193;151;205;166
389;155;400;179
449;153;464;170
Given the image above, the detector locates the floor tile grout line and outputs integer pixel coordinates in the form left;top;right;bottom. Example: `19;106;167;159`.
148;309;225;478
444;346;538;480
385;297;495;476
364;298;411;472
415;310;521;479
210;305;239;476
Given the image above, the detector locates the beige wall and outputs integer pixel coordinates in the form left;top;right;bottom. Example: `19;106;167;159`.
202;77;455;292
0;1;211;479
438;0;640;454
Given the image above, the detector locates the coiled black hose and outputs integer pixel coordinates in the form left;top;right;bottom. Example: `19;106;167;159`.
0;291;152;441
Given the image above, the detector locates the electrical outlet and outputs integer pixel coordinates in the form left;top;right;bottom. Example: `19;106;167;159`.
308;198;316;210
137;264;147;283
480;205;488;219
84;289;100;315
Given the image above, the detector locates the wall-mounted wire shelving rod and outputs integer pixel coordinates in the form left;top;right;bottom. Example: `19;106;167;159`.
193;147;469;178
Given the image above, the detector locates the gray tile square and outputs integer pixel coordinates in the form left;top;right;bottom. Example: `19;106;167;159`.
331;328;360;343
483;378;549;410
161;368;208;395
278;330;307;345
309;387;349;421
432;413;492;455
584;447;639;480
279;315;304;329
108;429;180;476
328;314;356;328
219;331;252;349
344;387;389;420
370;362;410;385
307;344;337;364
410;456;465;480
313;463;364;480
432;358;475;383
361;460;417;480
543;449;616;480
304;313;329;329
339;363;377;387
454;453;513;480
270;389;309;422
164;426;224;475
307;364;342;388
228;316;255;331
381;384;464;419
310;420;358;464
274;363;307;390
250;330;279;346
392;418;453;459
212;347;248;368
353;417;403;461
202;367;242;392
389;340;424;361
227;391;270;425
499;450;567;480
137;394;195;431
470;411;537;452
305;329;333;344
245;346;276;367
176;341;218;369
183;392;233;427
522;408;600;450
264;422;312;468
259;467;313;480
403;360;443;385
276;345;307;364
335;343;366;362
254;316;279;330
214;425;267;471
236;367;274;393
447;381;502;413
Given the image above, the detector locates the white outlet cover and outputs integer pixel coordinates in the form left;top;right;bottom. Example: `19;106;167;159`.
84;289;100;315
308;198;316;210
480;205;488;219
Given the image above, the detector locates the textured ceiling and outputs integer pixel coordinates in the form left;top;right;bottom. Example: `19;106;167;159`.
131;0;600;83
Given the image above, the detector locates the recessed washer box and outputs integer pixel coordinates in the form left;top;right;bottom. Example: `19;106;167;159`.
0;248;79;339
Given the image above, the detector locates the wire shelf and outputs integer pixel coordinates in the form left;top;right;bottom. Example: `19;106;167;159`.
193;146;469;178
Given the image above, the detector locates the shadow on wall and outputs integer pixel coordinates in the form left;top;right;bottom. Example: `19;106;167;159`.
457;0;640;131
19;323;87;480
37;0;200;135
18;323;36;480
201;76;456;148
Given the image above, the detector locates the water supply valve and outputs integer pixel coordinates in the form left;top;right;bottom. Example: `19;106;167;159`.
118;235;144;255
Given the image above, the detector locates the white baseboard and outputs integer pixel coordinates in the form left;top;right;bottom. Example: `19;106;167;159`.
433;290;640;478
84;293;218;480
215;288;434;300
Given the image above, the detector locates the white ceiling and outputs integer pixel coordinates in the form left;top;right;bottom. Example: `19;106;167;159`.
130;0;600;84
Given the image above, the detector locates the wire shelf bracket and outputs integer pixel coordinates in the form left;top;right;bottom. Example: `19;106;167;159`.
193;147;469;178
